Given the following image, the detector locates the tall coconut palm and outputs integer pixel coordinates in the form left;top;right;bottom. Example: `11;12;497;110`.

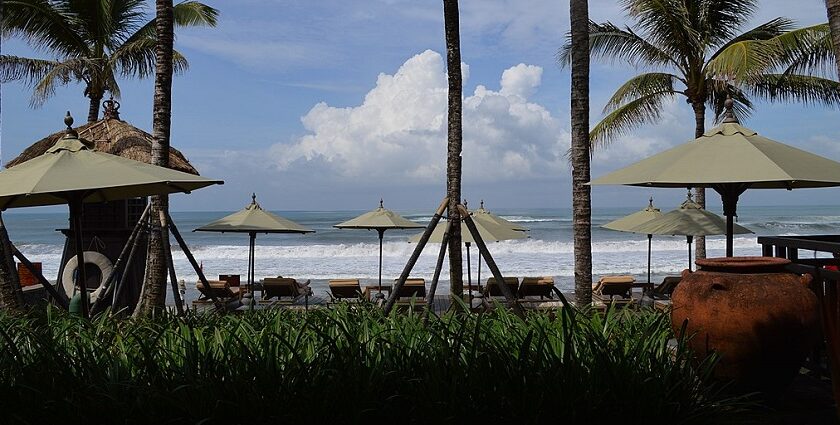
560;0;840;259
828;1;840;75
134;0;175;316
1;0;217;122
443;0;464;300
570;0;593;305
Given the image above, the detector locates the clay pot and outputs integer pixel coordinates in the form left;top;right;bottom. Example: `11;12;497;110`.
671;256;820;397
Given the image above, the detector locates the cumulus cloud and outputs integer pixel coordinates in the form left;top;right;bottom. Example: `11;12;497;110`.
269;50;569;184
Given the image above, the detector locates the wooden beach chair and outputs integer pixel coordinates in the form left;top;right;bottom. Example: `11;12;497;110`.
260;277;312;306
518;276;561;299
194;280;242;305
483;277;520;298
328;278;365;301
390;278;427;312
649;276;681;299
593;275;634;300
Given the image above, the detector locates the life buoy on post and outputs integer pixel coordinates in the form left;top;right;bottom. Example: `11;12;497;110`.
62;251;114;303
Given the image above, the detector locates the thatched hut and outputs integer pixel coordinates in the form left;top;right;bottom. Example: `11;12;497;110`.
6;100;203;310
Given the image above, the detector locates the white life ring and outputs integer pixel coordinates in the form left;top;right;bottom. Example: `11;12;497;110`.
62;251;114;303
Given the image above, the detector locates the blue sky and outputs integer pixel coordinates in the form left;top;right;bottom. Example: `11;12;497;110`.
2;0;839;212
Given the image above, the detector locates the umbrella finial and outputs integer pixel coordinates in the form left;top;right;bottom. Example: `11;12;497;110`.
722;96;739;124
480;200;485;209
252;193;257;204
63;112;78;137
463;199;468;209
379;198;384;208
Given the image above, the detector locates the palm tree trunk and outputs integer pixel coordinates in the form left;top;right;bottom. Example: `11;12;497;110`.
827;0;840;76
692;101;707;259
0;213;24;312
136;0;174;316
87;91;103;122
570;0;593;305
443;0;464;301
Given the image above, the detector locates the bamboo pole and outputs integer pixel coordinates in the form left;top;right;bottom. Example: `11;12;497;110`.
69;198;90;317
111;218;147;313
457;204;523;317
384;197;448;315
425;220;451;307
91;203;151;314
11;247;68;309
166;213;221;308
160;211;184;315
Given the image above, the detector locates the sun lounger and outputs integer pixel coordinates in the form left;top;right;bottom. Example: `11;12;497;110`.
649;276;681;299
194;280;242;305
329;278;365;300
392;278;427;300
484;277;520;298
261;277;312;305
518;276;560;299
593;275;634;299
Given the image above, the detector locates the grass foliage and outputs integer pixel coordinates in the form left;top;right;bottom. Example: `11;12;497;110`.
0;304;751;424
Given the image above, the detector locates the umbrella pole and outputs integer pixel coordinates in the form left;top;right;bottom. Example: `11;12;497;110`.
69;198;90;318
687;236;694;271
249;232;256;309
647;234;652;287
378;229;385;297
457;205;523;317
466;242;472;299
385;197;448;315
478;256;482;291
714;184;748;258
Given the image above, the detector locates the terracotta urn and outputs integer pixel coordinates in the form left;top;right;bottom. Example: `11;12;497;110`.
671;256;820;397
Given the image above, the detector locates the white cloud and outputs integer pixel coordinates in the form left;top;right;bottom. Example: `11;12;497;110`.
269;50;569;184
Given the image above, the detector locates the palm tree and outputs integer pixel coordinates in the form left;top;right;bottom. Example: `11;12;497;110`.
1;0;217;122
828;0;840;75
560;0;840;259
570;0;593;305
134;0;175;316
443;0;464;301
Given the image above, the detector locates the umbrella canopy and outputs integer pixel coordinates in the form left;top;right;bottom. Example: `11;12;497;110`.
631;195;752;237
0;112;222;317
195;194;313;234
334;200;423;296
602;197;662;284
590;98;840;256
472;200;529;231
0;135;222;210
194;194;312;304
334;199;423;230
603;197;662;233
409;218;528;244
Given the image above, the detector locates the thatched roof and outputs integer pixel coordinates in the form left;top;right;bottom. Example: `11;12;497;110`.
6;101;199;175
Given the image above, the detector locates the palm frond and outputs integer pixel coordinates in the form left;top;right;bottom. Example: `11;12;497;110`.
2;0;88;56
0;55;60;85
558;21;675;69
697;0;760;46
603;72;683;113
709;17;795;61
746;74;840;107
111;39;190;79
705;81;753;122
771;24;834;78
620;0;701;63
173;1;219;27
590;91;677;148
30;58;89;107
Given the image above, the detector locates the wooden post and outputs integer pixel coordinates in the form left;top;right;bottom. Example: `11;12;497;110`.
111;220;147;313
166;213;221;307
11;247;69;309
91;203;151;314
457;204;523;317
425;220;451;307
69;198;90;317
160;212;184;315
384;197;448;315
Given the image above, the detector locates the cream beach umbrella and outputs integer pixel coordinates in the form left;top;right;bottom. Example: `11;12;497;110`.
602;197;662;284
194;194;314;296
472;200;529;231
631;193;752;270
591;99;840;257
0;113;223;316
409;213;527;295
335;200;424;297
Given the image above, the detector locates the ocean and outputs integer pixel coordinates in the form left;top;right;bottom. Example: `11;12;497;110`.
6;204;839;302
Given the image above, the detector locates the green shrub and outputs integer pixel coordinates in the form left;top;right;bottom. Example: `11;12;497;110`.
0;304;752;424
